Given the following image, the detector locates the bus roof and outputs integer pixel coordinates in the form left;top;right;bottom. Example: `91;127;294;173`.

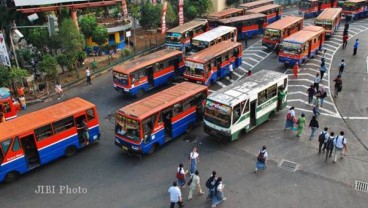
265;16;303;30
118;82;207;119
316;8;342;20
218;13;266;24
0;97;95;142
113;49;183;74
186;41;241;63
239;0;274;9
208;70;287;107
208;8;244;19
247;4;282;13
283;27;324;44
168;19;208;33
346;0;366;3
302;25;325;33
192;26;236;42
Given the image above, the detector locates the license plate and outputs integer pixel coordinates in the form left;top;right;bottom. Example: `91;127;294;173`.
122;146;128;151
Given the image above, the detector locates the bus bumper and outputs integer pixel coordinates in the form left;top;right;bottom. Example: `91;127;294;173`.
262;41;275;49
114;138;142;155
279;56;298;66
204;125;232;141
114;86;130;95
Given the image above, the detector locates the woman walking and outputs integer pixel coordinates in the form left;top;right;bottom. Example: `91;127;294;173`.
188;170;204;200
176;163;188;189
284;107;296;130
205;171;217;200
189;147;199;175
255;145;268;173
211;177;226;208
319;87;327;107
308;116;319;140
296;113;306;137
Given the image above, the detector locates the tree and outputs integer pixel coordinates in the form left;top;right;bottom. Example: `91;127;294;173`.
0;66;11;87
27;27;49;49
79;14;98;38
184;0;212;20
39;54;58;82
92;25;108;46
57;54;68;74
164;2;178;28
140;1;161;29
9;67;29;86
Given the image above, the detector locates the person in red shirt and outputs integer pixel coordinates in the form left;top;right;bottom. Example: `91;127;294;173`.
342;34;348;49
292;62;299;78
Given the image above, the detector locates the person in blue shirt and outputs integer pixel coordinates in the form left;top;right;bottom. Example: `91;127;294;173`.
353;39;359;55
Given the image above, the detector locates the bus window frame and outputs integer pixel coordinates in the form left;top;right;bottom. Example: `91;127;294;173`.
173;103;183;117
86;108;96;121
258;89;268;105
52;116;75;135
34;124;54;141
232;103;241;124
267;84;278;99
1;138;12;157
12;136;21;152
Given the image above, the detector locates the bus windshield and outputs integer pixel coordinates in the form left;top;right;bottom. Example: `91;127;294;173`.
115;114;141;142
264;29;281;41
113;71;129;86
166;32;182;44
204;100;232;128
191;40;209;52
342;3;356;11
281;42;302;54
299;0;311;9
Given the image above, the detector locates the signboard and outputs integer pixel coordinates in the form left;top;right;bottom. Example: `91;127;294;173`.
179;0;184;26
27;13;39;22
126;31;131;37
0;33;11;67
206;100;231;114
185;61;203;69
161;1;168;34
14;0;87;6
314;20;332;25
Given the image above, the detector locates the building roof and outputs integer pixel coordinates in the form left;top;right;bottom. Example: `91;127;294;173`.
218;13;267;24
265;16;303;30
208;8;244;19
192;26;236;42
316;8;342;20
247;4;282;13
168;19;208;33
0;97;95;141
118;82;208;119
186;41;241;63
113;49;183;74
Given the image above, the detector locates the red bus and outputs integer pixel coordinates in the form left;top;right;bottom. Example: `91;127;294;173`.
238;0;274;11
208;8;245;28
114;82;208;155
184;41;242;86
262;16;304;49
342;0;368;20
0;97;100;182
299;0;338;18
279;26;325;66
0;88;19;121
247;4;283;24
113;49;185;97
314;8;342;37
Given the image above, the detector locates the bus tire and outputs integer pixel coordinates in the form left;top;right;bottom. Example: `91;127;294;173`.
268;111;276;121
65;146;77;157
4;171;19;183
136;89;144;98
148;143;159;154
167;76;173;85
186;122;194;133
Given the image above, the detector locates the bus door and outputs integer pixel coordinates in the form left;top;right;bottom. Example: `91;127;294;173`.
250;100;257;127
146;66;154;88
257;19;264;32
308;40;312;58
318;34;323;50
172;56;180;77
330;0;335;7
216;56;222;79
162;108;173;138
20;134;40;168
75;114;87;145
318;1;322;13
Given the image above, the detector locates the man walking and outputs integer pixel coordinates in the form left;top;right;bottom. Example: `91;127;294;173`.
353;39;359;55
320;60;327;80
307;85;316;104
333;75;342;98
86;67;92;85
325;132;335;162
313;73;321;92
338;59;346;76
342;34;348;49
318;127;329;154
168;182;184;208
188;170;204;200
334;131;347;163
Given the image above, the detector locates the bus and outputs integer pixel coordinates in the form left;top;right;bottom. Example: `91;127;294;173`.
190;26;237;53
217;13;267;39
204;70;288;141
314;8;342;37
208;8;245;28
262;16;304;49
238;0;274;11
247;4;283;24
299;0;338;18
0;97;100;183
279;26;325;66
0;88;19;121
113;49;185;97
165;19;209;53
114;82;208;155
183;41;243;86
341;0;368;20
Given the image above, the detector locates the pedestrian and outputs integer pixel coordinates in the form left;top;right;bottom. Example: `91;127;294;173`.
0;112;5;123
247;69;252;76
54;83;64;100
333;131;347;163
319;86;327;107
308;116;319;140
205;171;217;200
284;106;296;130
296;113;306;137
353;39;359;55
277;86;286;111
313;73;321;92
338;59;346;76
188;170;204;200
343;28;348;36
342;34;348;49
320;60;327;80
318;127;329;154
244;32;248;48
325;132;335;162
292;62;299;78
211;177;226;208
176;163;188;189
255;145;268;173
86;67;92;85
189;147;199;175
333;75;342;98
321;50;327;63
274;42;280;55
228;63;233;80
313;98;321;117
307;85;316;104
344;22;349;31
168;181;184;208
77;118;89;145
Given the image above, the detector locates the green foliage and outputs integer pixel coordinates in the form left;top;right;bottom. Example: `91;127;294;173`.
128;3;141;20
164;2;178;27
27;27;49;49
140;1;161;29
79;14;98;38
39;54;58;80
9;67;29;83
0;66;11;87
59;18;84;52
92;25;108;46
57;54;68;66
121;48;132;57
184;0;213;20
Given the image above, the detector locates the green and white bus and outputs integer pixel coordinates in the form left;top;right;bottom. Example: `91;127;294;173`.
204;70;288;141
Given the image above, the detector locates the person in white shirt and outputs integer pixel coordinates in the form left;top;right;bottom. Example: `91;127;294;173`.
86;67;92;85
189;147;199;175
211;177;226;207
284;106;296;130
334;131;347;163
228;63;233;80
54;83;64;100
313;73;321;92
168;181;184;208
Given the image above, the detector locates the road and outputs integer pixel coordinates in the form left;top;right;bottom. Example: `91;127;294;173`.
1;13;368;208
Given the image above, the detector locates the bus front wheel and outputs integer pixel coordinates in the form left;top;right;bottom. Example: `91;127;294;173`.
136;89;144;98
186;123;194;133
4;171;19;183
65;146;77;157
148;143;159;154
268;111;276;121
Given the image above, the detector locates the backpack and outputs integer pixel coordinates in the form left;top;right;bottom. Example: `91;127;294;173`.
205;176;214;189
257;151;265;163
326;137;335;150
318;132;327;143
176;168;185;180
339;63;345;71
287;112;292;120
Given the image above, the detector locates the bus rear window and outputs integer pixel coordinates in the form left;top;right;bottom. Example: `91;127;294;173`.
86;108;95;121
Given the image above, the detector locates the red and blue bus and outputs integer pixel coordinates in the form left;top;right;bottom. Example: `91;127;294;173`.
184;41;242;86
239;0;274;11
165;19;209;53
217;13;267;39
0;97;100;183
114;82;208;155
208;8;245;28
299;0;338;18
113;49;185;97
247;4;282;24
279;26;325;66
314;8;342;37
342;0;368;20
0;88;19;121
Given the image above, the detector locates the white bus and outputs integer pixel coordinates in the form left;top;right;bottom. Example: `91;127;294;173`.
204;70;288;141
190;26;237;53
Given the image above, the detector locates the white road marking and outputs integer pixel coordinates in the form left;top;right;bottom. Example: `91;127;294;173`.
287;91;334;106
287;99;338;115
244;53;264;59
216;81;227;88
242;61;254;67
329;37;342;42
233;71;241;77
287;73;328;81
238;66;248;72
289;84;329;89
342;117;368;120
245;49;269;55
286;105;340;118
245;57;260;62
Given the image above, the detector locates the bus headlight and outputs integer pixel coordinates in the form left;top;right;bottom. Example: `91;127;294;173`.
131;145;140;150
115;138;120;144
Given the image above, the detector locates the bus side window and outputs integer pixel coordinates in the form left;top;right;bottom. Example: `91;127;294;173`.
258;89;268;105
35;124;54;141
1;138;12;157
86;108;95;121
12;137;20;151
173;103;183;117
2;101;11;113
267;84;277;98
243;100;250;114
0;145;4;163
53;116;75;134
157;112;162;125
284;78;287;89
232;104;241;124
